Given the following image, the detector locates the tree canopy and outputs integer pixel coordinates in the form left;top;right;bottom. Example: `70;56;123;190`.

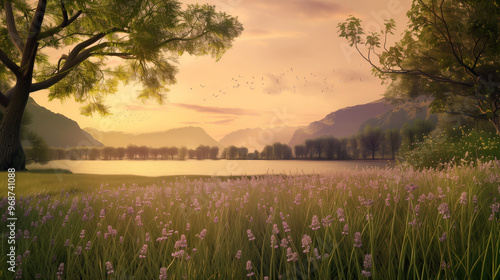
0;0;243;115
338;0;500;135
0;0;243;170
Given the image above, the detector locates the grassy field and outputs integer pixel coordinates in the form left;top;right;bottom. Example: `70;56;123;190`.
1;161;499;279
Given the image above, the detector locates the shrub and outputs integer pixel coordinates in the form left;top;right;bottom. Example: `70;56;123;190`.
399;128;500;169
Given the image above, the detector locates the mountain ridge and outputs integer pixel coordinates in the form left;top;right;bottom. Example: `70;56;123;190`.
84;126;223;149
25;97;103;148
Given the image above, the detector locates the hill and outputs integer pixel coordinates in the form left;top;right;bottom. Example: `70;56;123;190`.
288;99;394;147
219;126;300;151
25;97;103;148
84;126;222;149
359;100;438;131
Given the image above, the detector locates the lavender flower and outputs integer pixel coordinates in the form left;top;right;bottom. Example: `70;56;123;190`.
270;235;278;249
321;215;334;227
309;215;321;230
361;254;372;277
302;234;312;253
197;229;207;240
159;267;167;280
337;208;345;222
438;203;451;219
105;261;114;274
459;192;468;205
342;224;349;235
286;247;298;262
439;232;447;242
139;244;148;258
247;229;255;241
354;232;362;248
174;235;187;248
246;260;254;277
56;263;64;280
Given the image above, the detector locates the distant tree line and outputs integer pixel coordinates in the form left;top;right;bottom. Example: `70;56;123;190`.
293;118;436;160
219;142;294;160
45;145;220;161
35;118;436;162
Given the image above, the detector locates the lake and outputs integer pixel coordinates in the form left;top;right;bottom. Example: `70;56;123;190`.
26;159;396;177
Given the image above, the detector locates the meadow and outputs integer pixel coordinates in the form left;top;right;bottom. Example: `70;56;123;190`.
1;161;499;279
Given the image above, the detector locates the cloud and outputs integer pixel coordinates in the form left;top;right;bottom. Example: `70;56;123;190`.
249;0;348;21
241;29;305;40
182;119;234;125
171;103;261;116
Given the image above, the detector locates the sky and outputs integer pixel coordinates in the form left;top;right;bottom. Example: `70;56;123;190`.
31;0;413;140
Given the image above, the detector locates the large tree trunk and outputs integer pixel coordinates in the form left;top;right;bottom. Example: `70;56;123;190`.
0;82;31;171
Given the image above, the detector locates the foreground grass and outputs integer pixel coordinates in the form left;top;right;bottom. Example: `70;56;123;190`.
1;161;499;279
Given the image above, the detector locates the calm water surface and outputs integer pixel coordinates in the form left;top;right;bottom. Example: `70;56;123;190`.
27;159;395;176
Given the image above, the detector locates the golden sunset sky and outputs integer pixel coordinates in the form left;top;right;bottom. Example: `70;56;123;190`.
31;0;412;140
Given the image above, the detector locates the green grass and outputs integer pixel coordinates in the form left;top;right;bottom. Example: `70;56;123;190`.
0;161;499;279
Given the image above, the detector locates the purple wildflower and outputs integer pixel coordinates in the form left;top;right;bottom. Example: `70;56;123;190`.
246;260;254;277
309;215;321;230
302;234;312;253
159;267;167;280
105;261;114;274
354;232;362;248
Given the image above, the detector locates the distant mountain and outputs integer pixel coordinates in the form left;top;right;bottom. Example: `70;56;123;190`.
25;97;103;148
219;126;301;151
288;99;395;147
84;126;222;149
359;100;438;131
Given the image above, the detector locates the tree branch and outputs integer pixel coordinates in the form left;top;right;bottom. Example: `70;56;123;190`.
20;0;47;69
30;42;112;92
65;28;122;63
38;9;82;40
0;90;9;108
444;109;488;120
158;30;210;47
0;48;21;76
353;40;475;88
4;0;25;54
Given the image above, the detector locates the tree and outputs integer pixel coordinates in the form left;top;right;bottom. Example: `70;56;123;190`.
0;1;243;170
305;140;315;159
386;128;402;159
238;147;248;159
209;146;219;160
102;146;115;160
115;147;126;160
150;148;161;160
137;145;149;160
168;147;179;160
323;137;338;160
312;139;324;159
272;142;283;159
349;136;360;159
89;147;101;160
228;145;238;160
178;146;187;160
24;131;49;164
282;145;293;159
262;145;273;160
126;145;138;159
358;125;384;160
413;118;436;142
338;1;500;136
294;145;305;159
187;149;196;159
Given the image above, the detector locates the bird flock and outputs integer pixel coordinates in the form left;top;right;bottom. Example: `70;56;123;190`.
186;67;352;101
